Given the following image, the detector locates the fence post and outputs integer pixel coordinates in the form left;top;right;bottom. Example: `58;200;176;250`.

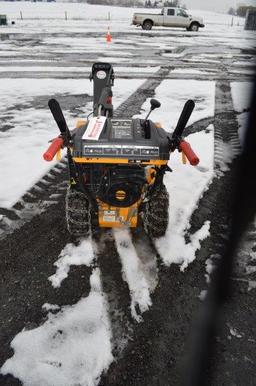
108;12;111;21
65;11;67;21
20;11;23;20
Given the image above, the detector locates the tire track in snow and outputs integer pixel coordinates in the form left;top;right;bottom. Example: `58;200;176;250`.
0;159;68;240
113;228;153;322
131;225;159;294
188;79;241;293
91;226;158;357
91;229;133;357
214;80;241;175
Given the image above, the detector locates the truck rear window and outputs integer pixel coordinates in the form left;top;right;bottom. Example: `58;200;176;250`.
167;9;175;16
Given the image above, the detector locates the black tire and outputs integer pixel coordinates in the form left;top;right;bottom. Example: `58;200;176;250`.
188;22;199;31
66;188;90;237
143;183;169;238
142;20;153;30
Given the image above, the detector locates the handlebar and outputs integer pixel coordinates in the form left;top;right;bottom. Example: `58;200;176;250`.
179;140;199;166
43;137;64;162
48;99;71;139
172;99;195;139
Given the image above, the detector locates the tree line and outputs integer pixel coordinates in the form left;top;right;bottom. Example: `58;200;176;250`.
86;0;144;5
86;0;187;7
145;0;186;8
228;4;256;17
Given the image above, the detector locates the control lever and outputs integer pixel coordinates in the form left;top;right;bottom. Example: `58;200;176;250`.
168;99;199;166
43;98;72;161
172;99;195;139
144;98;161;123
48;98;71;142
143;98;161;139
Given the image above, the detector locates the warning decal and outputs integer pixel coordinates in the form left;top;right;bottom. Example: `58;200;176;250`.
82;116;106;141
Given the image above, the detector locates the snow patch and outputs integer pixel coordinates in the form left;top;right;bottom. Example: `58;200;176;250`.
229;326;243;339
158;221;210;271
237;112;250;148
198;290;207;301
248;280;256;291
156;128;214;269
231;82;254;113
113;228;152;322
135;80;215;132
215;140;235;175
246;265;256;275
49;239;94;288
42;303;60;312
1;269;113;386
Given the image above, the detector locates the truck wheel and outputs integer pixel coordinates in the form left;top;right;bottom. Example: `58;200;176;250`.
142;20;153;30
66;188;90;237
189;22;199;31
143;183;169;238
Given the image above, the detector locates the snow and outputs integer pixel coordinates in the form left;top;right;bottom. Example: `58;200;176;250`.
49;238;94;288
246;265;256;275
229;68;256;75
136;79;215;132
0;65;160;74
215;139;236;173
231;82;254;147
0;2;136;22
155;127;214;269
199;289;207;301
237;112;250;148
155;123;214;267
0;200;59;239
113;228;152;322
1;269;113;386
171;68;217;75
42;303;60;312
0;2;250;45
231;82;254;113
229;327;243;339
248;280;256;291
134;82;215;269
233;60;256;67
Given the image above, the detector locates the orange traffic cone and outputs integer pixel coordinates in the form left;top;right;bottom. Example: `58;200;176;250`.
106;27;112;43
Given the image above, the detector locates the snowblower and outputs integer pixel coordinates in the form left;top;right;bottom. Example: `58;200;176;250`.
43;62;199;238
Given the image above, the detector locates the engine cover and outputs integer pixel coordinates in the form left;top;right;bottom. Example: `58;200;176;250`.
92;164;146;207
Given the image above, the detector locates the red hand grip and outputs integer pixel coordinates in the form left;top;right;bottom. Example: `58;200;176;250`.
179;140;200;166
43;137;64;162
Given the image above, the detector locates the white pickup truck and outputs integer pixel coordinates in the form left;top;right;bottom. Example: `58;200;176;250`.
132;7;205;31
